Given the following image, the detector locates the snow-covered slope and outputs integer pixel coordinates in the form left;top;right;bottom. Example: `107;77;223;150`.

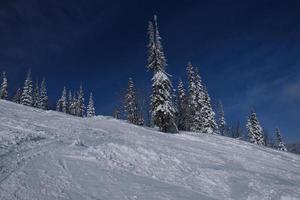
0;100;299;200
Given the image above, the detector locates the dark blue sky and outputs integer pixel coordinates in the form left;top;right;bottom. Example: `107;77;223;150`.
0;0;299;142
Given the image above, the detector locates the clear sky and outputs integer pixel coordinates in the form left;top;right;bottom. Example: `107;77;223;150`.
0;0;299;142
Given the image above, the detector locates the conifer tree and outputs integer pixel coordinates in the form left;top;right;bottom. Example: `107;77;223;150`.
113;108;120;119
57;87;67;113
217;100;227;135
275;128;288;151
0;72;8;100
246;111;265;145
69;92;77;115
76;84;85;117
87;92;96;117
147;16;178;133
13;88;22;103
201;86;218;134
21;69;33;106
124;78;139;124
186;62;198;131
186;63;206;132
67;90;72;114
39;78;48;110
176;79;188;131
33;80;40;108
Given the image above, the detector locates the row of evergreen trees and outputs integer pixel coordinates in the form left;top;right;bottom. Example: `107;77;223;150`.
56;85;96;117
0;70;48;109
120;16;288;152
0;69;96;118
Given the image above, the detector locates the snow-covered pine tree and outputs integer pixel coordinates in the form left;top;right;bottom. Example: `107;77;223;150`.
61;87;67;113
176;79;189;131
200;85;218;134
39;78;48;110
147;16;178;133
69;92;77;115
113;108;120;119
20;69;33;106
186;62;198;131
33;80;40;108
13;88;22;103
67;90;72;114
87;92;96;117
246;111;265;145
186;63;207;132
0;72;8;99
56;98;62;112
124;78;139;125
217;100;227;136
275;128;288;151
57;87;67;113
76;84;85;117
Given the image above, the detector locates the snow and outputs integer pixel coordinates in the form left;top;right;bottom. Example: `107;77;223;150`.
0;100;300;200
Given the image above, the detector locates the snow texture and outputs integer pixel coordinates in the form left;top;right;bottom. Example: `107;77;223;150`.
0;100;299;200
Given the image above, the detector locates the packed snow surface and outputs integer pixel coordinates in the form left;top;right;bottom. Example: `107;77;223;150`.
0;100;299;200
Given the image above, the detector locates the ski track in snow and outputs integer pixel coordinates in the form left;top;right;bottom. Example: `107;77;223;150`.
0;100;300;200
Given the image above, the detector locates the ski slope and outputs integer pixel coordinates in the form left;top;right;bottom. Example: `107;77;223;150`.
0;100;299;200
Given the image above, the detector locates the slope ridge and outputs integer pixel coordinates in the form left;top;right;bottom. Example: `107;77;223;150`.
0;100;299;200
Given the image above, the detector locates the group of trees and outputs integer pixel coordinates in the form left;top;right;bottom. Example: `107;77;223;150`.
56;85;95;118
120;16;288;152
0;69;49;110
0;69;96;118
122;16;218;134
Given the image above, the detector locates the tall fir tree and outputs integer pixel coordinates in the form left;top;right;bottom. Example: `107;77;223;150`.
186;62;198;131
124;78;139;125
21;69;33;106
275;128;288;151
87;92;96;117
176;79;189;131
33;80;40;108
217;100;227;136
0;72;8;100
147;16;178;133
246;111;265;145
76;84;85;117
13;88;22;103
201;86;218;134
39;78;48;110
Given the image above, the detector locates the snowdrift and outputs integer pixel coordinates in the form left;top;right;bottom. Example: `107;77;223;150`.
0;100;299;200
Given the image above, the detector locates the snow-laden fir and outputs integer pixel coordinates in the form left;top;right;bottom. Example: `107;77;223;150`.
0;100;300;200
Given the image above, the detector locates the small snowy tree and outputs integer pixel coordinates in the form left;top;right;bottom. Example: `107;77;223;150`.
67;90;72;114
76;84;85;117
13;88;22;103
113;108;120;119
0;72;8;100
87;92;96;117
20;69;33;106
147;16;178;133
69;92;77;115
124;78;139;125
33;80;40;108
217;100;227;136
176;79;189;131
246;111;265;145
39;78;48;110
57;87;67;113
275;128;288;151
